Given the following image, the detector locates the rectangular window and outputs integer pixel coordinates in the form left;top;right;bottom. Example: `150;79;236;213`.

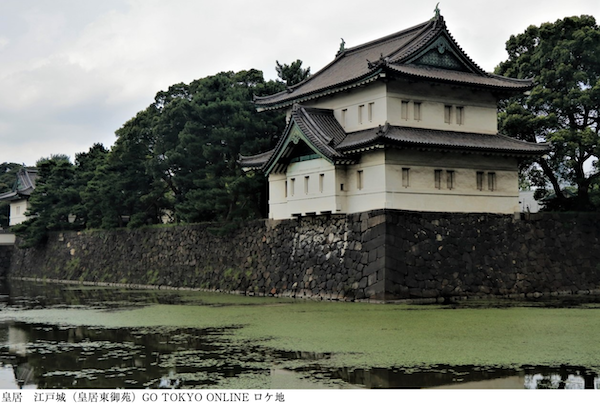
290;178;295;196
368;102;374;122
340;183;345;191
284;181;288;198
476;171;484;191
402;167;410;188
319;173;324;193
414;102;422;121
434;169;442;190
341;109;347;128
456;106;464;125
446;170;455;190
401;101;409;120
357;170;364;190
358;104;364;124
304;176;309;194
488;172;496;191
444;105;452;124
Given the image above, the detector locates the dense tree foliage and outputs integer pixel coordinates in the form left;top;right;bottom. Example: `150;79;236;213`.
496;15;600;210
111;69;286;224
13;69;287;245
12;155;77;246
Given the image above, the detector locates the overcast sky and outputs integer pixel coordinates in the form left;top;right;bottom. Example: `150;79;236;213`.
0;0;598;166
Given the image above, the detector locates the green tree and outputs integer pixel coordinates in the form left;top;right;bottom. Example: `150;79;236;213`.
115;69;286;224
496;15;600;210
73;143;110;228
276;60;311;86
12;155;78;246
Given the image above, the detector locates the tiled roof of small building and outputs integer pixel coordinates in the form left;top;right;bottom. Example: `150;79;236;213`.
254;15;532;110
0;167;38;201
338;124;550;156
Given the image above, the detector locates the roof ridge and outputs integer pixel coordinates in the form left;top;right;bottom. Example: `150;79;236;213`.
255;18;434;102
342;19;432;55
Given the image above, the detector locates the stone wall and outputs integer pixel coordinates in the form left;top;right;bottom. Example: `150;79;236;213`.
0;246;12;277
6;210;600;301
384;211;600;300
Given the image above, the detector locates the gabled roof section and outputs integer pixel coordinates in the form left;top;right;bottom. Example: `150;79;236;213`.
239;105;355;174
254;15;532;110
0;167;38;202
337;124;551;157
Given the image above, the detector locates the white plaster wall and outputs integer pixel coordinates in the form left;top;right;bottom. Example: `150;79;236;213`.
290;79;499;135
383;149;520;214
268;149;521;218
343;150;389;213
9;200;30;226
304;82;388;132
269;159;341;219
386;80;498;134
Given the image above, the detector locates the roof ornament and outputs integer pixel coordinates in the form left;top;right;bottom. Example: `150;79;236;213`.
434;2;441;19
337;38;345;56
367;53;390;70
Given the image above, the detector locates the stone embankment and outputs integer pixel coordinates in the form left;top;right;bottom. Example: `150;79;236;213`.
5;210;600;301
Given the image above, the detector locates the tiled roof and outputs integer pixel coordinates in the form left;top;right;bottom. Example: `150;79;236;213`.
239;106;355;173
385;65;532;90
254;16;531;110
337;124;551;156
239;106;550;172
0;167;37;201
238;149;274;169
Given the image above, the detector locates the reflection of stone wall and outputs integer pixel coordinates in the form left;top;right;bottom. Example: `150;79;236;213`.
7;211;600;301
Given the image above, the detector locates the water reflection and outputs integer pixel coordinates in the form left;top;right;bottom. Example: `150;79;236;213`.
0;280;598;389
0;322;258;389
321;365;599;389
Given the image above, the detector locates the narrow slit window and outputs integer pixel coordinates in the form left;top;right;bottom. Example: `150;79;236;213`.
444;105;452;124
357;170;364;190
341;109;347;128
368;102;374;122
284;181;288;198
304;176;309;194
446;170;455;190
488;172;497;191
358;105;364;124
401;101;409;120
290;178;295;196
402;167;410;188
434;169;442;190
476;171;484;191
414;102;422;121
456;106;464;125
319;174;324;193
340;183;345;191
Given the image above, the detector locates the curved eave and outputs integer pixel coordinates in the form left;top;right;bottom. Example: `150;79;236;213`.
255;70;384;111
238;149;274;171
0;190;31;202
338;126;551;158
342;140;549;158
385;65;533;94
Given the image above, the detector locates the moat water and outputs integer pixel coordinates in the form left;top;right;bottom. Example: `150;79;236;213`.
0;279;598;389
